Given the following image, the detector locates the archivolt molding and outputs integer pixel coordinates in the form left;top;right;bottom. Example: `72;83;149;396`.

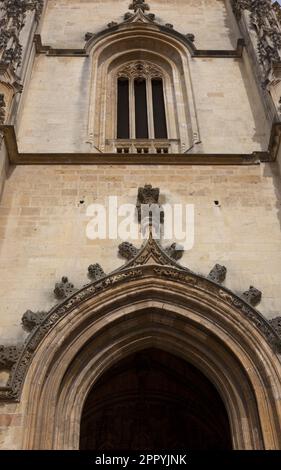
0;229;280;405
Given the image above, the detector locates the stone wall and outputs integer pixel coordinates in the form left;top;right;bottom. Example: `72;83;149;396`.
0;163;280;346
41;0;240;50
16;53;270;154
16;0;270;154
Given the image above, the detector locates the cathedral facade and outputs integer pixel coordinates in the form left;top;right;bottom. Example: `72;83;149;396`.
0;0;281;450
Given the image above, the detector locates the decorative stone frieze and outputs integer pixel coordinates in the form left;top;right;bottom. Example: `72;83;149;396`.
88;263;105;280
54;276;76;300
208;264;227;284
242;285;262;306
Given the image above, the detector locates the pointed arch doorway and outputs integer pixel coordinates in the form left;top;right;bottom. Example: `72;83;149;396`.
80;348;232;450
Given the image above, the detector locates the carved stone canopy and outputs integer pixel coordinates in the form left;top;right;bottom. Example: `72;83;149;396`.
124;0;155;22
0;228;280;402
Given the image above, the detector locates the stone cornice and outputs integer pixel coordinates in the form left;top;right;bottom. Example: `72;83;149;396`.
0;124;275;165
0;125;267;165
34;33;245;59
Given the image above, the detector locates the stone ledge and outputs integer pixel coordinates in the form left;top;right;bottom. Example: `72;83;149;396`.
0;125;267;166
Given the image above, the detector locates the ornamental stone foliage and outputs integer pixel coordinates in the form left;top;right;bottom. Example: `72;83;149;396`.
0;0;43;72
232;0;281;87
54;276;76;300
208;264;227;284
87;263;105;280
124;0;155;21
242;285;262;306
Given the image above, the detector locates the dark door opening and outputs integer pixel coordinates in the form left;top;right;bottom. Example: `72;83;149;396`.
80;348;232;450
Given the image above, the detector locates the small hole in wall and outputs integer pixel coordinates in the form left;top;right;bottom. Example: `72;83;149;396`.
214;200;220;206
80;200;85;205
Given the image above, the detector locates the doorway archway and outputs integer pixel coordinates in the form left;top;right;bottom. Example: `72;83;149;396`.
80;348;232;450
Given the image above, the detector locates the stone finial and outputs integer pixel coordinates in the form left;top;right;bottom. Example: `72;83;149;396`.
0;345;21;369
165;243;184;261
242;286;262;307
22;310;48;332
125;0;155;22
136;184;164;223
269;316;281;336
54;277;76;300
129;0;150;13
119;242;139;260
208;264;227;284
88;263;105;281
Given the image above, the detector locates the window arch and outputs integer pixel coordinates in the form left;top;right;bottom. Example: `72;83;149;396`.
117;61;167;143
87;26;201;154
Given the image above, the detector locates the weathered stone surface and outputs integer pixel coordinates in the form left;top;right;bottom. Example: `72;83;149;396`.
208;264;227;284
119;242;139;260
165;243;184;261
54;277;76;300
21;310;48;332
88;263;105;280
242;286;262;307
0;346;21;369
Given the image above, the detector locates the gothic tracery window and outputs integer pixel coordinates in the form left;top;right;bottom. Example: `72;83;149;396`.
117;61;168;141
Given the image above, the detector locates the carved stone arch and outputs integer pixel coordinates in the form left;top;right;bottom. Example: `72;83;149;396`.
2;234;281;449
16;273;281;450
86;24;200;153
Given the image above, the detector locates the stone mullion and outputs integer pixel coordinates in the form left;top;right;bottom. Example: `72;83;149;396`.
129;77;136;140
146;77;155;141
